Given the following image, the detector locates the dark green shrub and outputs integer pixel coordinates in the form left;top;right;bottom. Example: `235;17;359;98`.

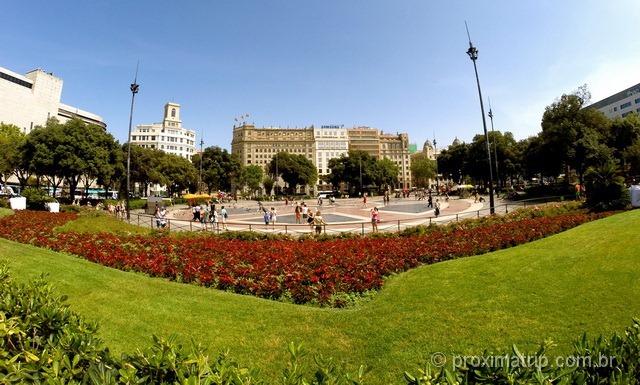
60;204;83;213
128;198;147;210
584;161;630;211
21;187;55;210
0;198;9;208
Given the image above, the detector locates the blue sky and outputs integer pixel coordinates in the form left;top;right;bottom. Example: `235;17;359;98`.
2;0;639;150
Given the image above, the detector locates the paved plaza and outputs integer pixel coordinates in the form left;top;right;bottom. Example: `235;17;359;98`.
128;195;513;235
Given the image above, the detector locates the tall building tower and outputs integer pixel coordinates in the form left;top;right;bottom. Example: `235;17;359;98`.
130;102;196;160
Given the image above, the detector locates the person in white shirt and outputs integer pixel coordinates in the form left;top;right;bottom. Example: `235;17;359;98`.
220;206;228;230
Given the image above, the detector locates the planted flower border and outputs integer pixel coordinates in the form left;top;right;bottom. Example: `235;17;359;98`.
0;207;610;306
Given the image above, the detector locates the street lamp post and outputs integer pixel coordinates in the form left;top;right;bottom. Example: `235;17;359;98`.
465;23;495;214
359;156;363;196
488;108;500;194
433;138;439;194
125;67;140;221
198;134;204;193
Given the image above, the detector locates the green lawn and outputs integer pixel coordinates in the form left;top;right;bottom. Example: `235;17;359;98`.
55;210;152;235
0;208;13;218
1;210;639;383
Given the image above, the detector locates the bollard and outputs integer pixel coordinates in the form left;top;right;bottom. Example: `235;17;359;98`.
505;204;508;213
190;221;192;231
285;225;288;234
397;219;400;231
429;217;432;225
137;215;140;226
361;223;365;235
249;224;252;232
456;214;459;222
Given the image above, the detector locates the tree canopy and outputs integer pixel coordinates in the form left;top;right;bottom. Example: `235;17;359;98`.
191;146;241;193
268;152;317;194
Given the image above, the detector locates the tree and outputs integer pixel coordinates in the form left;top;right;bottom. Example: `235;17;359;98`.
268;152;317;194
125;144;166;196
328;151;378;195
159;153;197;196
608;113;640;171
239;165;264;196
584;160;630;211
540;89;611;183
0;123;24;186
191;147;241;193
437;142;468;183
410;153;437;188
262;176;274;196
21;119;66;196
376;158;399;189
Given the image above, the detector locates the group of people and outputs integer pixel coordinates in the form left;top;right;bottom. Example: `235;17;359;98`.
262;206;278;226
191;202;229;230
107;201;126;219
154;205;168;228
292;202;326;234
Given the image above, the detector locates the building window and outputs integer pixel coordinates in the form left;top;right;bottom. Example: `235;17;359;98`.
621;102;632;109
614;107;618;111
171;108;176;117
635;98;640;104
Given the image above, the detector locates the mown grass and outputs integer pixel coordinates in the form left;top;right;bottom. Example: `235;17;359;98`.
0;210;639;384
55;210;152;235
0;208;13;218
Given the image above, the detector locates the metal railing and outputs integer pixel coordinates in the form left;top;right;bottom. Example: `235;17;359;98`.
121;195;572;236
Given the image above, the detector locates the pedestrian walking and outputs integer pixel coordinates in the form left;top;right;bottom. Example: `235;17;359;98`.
370;206;380;233
434;199;441;217
263;208;270;227
294;204;301;224
220;206;228;230
312;210;325;235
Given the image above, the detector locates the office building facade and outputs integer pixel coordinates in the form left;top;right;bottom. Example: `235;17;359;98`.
0;66;105;133
588;82;640;119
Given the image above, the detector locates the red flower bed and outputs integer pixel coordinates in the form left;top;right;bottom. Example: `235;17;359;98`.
0;210;609;306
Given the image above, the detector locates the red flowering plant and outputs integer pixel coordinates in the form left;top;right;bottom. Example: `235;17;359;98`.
0;209;610;307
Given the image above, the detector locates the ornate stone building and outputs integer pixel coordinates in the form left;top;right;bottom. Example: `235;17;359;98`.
130;102;196;160
231;123;412;190
348;127;412;189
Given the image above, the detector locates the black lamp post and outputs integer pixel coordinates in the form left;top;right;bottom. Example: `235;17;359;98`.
465;24;495;214
359;156;363;196
433;138;439;193
488;108;500;194
125;68;140;221
198;135;204;193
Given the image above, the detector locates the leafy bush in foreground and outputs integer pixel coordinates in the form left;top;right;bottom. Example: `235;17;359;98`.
405;320;640;384
2;266;640;384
